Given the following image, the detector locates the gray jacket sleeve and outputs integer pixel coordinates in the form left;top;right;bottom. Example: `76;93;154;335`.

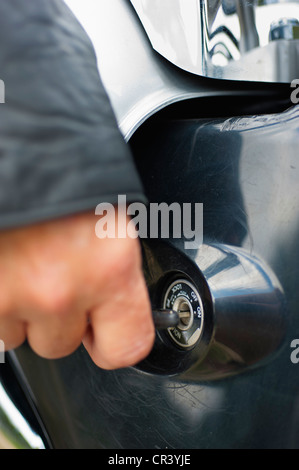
0;0;146;229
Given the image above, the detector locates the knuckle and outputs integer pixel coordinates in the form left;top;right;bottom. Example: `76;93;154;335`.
3;333;26;351
30;342;70;360
27;324;84;360
103;238;142;285
0;293;13;319
0;322;26;351
86;310;155;370
29;281;74;316
31;339;81;360
99;333;154;370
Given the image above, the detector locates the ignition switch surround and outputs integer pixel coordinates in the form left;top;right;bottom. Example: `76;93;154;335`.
163;279;204;349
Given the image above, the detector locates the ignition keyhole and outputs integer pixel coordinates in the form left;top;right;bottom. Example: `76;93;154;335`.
163;279;204;349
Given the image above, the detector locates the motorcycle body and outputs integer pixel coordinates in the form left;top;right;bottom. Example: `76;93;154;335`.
1;0;299;449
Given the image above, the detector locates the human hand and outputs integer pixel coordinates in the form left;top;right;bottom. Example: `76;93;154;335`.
0;210;155;369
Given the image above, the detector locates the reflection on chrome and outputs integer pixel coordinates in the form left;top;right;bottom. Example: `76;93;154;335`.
130;0;299;83
0;382;45;449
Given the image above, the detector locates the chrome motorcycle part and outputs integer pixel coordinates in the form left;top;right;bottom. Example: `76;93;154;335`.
130;0;299;83
140;241;286;379
163;279;204;349
270;17;299;41
0;382;45;449
64;0;291;141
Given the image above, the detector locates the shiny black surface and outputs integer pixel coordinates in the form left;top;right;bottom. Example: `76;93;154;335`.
8;97;299;449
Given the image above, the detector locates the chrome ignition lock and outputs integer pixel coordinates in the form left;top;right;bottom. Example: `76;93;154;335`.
140;241;286;379
163;279;204;349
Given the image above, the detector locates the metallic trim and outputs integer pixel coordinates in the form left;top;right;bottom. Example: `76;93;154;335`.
0;381;45;449
130;0;299;84
64;0;285;141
